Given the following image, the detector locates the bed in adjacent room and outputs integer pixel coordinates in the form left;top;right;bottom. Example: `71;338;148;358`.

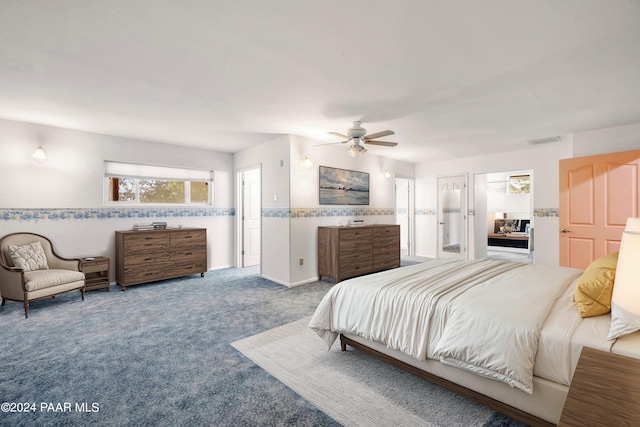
309;250;640;426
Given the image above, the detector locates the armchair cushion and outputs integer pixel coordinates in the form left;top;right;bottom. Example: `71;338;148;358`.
8;241;49;272
23;269;85;292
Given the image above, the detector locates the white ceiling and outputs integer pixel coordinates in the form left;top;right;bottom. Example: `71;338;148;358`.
1;0;639;163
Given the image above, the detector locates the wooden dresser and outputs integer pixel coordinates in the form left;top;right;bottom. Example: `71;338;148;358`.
318;224;400;282
115;228;207;290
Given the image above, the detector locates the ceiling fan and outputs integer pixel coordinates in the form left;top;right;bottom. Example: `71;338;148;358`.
322;121;398;156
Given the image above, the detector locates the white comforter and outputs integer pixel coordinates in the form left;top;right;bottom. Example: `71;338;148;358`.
309;258;584;394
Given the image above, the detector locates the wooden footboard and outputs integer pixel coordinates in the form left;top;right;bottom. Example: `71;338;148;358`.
339;334;555;427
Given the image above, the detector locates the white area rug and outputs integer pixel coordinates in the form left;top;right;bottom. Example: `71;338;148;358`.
231;316;496;427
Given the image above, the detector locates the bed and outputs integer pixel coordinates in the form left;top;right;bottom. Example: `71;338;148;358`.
309;257;640;426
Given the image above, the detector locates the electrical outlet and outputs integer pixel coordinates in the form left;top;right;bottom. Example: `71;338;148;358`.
274;194;278;202
299;257;304;265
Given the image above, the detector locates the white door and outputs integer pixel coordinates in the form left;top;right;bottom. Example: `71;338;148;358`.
395;177;413;257
438;174;467;259
242;168;261;267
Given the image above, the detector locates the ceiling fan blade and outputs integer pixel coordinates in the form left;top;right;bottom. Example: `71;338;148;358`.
363;130;394;140
364;140;398;147
313;142;343;147
328;131;350;140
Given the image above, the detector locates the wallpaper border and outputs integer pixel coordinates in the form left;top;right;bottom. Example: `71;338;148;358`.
0;207;235;222
1;207;559;222
264;207;395;218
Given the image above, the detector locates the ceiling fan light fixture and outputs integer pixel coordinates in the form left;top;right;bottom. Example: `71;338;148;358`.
348;144;367;157
327;121;397;156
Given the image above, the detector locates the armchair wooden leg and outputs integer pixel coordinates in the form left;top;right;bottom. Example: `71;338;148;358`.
1;297;6;306
23;299;29;319
81;287;85;301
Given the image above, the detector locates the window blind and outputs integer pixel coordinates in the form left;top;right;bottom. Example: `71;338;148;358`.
104;161;213;181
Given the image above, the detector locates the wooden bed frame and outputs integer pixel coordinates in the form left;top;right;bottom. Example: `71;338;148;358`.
340;334;555;427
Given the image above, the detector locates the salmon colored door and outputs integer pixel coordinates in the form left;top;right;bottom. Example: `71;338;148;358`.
560;150;640;269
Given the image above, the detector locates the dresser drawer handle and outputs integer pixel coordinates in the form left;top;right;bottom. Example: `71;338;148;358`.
144;258;153;261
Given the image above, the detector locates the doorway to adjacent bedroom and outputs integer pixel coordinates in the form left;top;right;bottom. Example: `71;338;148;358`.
238;167;261;268
474;169;533;264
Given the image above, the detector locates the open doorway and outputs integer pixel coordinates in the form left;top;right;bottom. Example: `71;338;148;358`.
477;170;533;263
437;174;467;260
395;176;414;258
238;167;261;267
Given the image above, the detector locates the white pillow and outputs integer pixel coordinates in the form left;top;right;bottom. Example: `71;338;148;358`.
8;241;49;272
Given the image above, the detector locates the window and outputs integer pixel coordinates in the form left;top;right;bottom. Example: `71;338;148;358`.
104;161;213;205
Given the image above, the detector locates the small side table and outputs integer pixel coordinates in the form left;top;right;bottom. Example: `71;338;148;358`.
80;256;110;292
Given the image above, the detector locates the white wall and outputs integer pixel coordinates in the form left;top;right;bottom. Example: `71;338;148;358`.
572;123;640;157
415;124;640;266
415;142;572;265
234;135;292;284
0;118;236;282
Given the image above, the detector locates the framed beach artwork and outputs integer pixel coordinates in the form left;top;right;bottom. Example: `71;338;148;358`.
508;174;530;194
319;165;370;205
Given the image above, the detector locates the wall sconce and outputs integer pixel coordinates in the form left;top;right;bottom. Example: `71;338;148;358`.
32;146;48;164
299;156;313;170
383;170;391;179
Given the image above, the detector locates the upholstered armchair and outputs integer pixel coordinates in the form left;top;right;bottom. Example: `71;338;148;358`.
0;232;85;318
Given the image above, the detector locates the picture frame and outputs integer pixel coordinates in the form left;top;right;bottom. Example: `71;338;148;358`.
319;165;370;205
508;175;530;194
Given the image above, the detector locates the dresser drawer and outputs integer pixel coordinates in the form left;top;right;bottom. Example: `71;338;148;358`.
123;233;170;251
373;246;399;259
375;236;399;248
172;249;207;263
122;262;172;284
173;259;207;275
123;251;171;266
340;251;372;264
340;260;373;279
340;239;372;253
339;228;373;241
374;256;400;270
171;230;207;247
373;226;398;238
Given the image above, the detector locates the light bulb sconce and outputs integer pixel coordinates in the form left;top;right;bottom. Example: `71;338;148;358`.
299;156;313;170
383;170;392;179
32;146;48;164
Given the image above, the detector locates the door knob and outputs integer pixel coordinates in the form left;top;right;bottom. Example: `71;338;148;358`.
439;221;445;225
561;228;571;233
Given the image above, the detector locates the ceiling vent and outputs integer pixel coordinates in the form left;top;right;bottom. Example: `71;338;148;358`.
527;136;562;145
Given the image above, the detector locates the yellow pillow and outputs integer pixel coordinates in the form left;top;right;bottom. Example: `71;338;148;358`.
574;252;618;318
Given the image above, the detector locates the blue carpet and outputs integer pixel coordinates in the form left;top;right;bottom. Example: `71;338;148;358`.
0;265;526;426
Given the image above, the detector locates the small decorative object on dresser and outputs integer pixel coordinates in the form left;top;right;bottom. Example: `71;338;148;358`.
318;224;400;282
80;256;110;291
115;228;207;291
